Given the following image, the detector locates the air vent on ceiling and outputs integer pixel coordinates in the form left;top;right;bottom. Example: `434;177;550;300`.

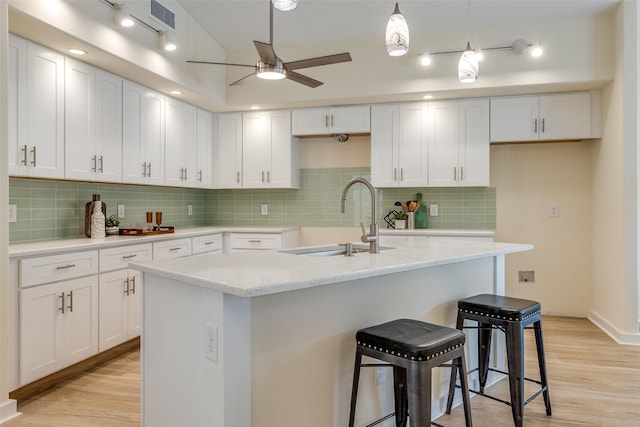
149;0;175;30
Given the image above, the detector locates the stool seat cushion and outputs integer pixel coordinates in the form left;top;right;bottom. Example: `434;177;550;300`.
458;294;541;321
356;319;465;361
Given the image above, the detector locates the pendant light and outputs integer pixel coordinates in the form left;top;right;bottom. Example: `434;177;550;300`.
385;2;409;57
458;0;477;83
272;0;298;11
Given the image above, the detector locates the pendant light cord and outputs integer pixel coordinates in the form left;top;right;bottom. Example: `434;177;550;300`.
466;0;470;43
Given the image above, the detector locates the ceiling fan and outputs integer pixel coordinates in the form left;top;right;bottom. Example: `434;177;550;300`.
187;0;352;88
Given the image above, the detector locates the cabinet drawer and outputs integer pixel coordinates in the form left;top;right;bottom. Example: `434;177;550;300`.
153;239;192;260
99;243;153;272
192;234;223;255
229;233;282;250
20;250;99;288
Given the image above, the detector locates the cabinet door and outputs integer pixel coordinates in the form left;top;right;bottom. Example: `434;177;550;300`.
330;105;371;134
63;275;99;366
8;35;27;176
122;81;165;185
459;99;490;186
165;98;197;187
268;110;296;188
242;111;272;187
428;101;459;187
196;109;213;187
490;96;538;142
26;42;65;179
397;103;427;187
94;70;123;182
214;113;243;188
127;270;142;338
98;270;128;351
65;59;96;181
371;104;399;187
539;93;591;141
291;108;329;135
20;282;65;384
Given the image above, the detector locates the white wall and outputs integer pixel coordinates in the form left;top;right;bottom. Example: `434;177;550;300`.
491;142;593;316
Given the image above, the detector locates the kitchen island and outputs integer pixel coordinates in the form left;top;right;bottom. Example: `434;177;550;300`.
131;236;532;427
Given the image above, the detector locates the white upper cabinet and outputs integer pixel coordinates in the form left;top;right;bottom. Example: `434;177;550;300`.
165;97;198;187
195;109;213;188
291;105;370;136
65;58;122;182
242;110;299;189
8;35;64;179
490;92;600;142
213;113;243;189
122;80;165;185
371;103;427;188
428;99;490;187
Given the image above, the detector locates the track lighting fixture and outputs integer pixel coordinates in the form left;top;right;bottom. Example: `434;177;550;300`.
385;2;409;57
113;3;134;27
160;31;177;52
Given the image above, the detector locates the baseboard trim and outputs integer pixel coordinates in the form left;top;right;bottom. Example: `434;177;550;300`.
9;337;140;403
0;399;19;424
588;311;640;345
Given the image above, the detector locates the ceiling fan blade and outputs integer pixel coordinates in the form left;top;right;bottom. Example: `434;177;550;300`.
187;60;255;68
286;71;323;88
229;72;256;86
254;41;278;65
284;52;352;71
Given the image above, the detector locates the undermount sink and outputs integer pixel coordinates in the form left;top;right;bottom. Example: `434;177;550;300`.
280;244;393;257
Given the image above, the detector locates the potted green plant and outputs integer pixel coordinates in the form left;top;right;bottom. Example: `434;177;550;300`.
105;214;120;235
394;212;407;230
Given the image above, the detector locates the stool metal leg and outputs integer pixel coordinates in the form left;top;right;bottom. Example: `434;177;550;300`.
348;347;363;427
445;360;457;415
458;354;473;427
406;364;432;427
534;320;552;416
393;366;408;427
505;322;525;427
478;321;492;392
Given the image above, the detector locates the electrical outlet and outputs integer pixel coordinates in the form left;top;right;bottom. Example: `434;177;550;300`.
375;366;387;385
205;323;218;363
519;271;535;283
8;205;17;223
429;204;439;216
117;204;125;218
261;204;269;216
549;204;559;217
187;204;193;216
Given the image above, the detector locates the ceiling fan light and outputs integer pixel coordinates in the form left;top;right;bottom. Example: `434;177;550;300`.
256;60;287;80
458;42;478;83
272;0;298;11
385;3;409;57
113;4;134;28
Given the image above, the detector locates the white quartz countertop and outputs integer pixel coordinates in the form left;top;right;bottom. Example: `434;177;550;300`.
130;238;532;298
8;226;300;258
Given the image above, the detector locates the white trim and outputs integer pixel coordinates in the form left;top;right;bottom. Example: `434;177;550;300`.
588;310;640;345
0;399;20;424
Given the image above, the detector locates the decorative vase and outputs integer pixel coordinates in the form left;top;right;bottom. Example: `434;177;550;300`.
395;219;406;230
85;194;107;237
90;200;106;239
106;226;119;235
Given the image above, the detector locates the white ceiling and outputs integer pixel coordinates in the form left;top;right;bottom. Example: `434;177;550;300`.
177;0;620;54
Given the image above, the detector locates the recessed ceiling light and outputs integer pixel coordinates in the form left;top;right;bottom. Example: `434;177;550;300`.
69;48;87;55
250;105;260;110
170;90;182;95
422;95;433;100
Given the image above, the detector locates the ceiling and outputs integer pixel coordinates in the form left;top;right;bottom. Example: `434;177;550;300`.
177;0;620;54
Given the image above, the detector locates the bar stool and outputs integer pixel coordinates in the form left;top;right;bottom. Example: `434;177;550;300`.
446;294;552;427
348;318;473;427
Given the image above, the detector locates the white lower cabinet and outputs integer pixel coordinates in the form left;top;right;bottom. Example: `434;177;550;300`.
20;275;99;384
99;269;142;351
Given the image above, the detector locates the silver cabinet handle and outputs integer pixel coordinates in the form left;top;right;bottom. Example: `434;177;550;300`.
148;163;151;177
59;292;65;314
124;277;130;296
184;168;188;181
67;290;73;313
92;155;97;172
179;167;184;180
394;168;397;181
122;254;137;259
21;145;28;166
142;162;147;177
204;241;215;245
248;240;262;243
325;114;329;128
534;118;538;134
131;276;136;295
236;171;241;183
198;170;203;182
99;155;104;173
267;171;270;183
30;146;36;166
56;264;76;270
454;167;457;181
460;166;464;181
541;118;545;133
400;168;404;181
261;171;265;183
169;247;181;251
330;114;334;127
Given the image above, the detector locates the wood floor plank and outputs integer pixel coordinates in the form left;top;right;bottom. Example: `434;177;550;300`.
5;316;640;426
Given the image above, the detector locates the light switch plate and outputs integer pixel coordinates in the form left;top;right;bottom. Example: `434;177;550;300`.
187;204;193;216
261;204;269;216
117;204;125;218
8;205;17;223
429;204;439;217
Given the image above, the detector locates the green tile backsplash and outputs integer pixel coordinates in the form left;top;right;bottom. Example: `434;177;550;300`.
10;169;496;243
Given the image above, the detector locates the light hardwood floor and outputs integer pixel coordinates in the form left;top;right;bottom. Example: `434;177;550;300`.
5;316;640;426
